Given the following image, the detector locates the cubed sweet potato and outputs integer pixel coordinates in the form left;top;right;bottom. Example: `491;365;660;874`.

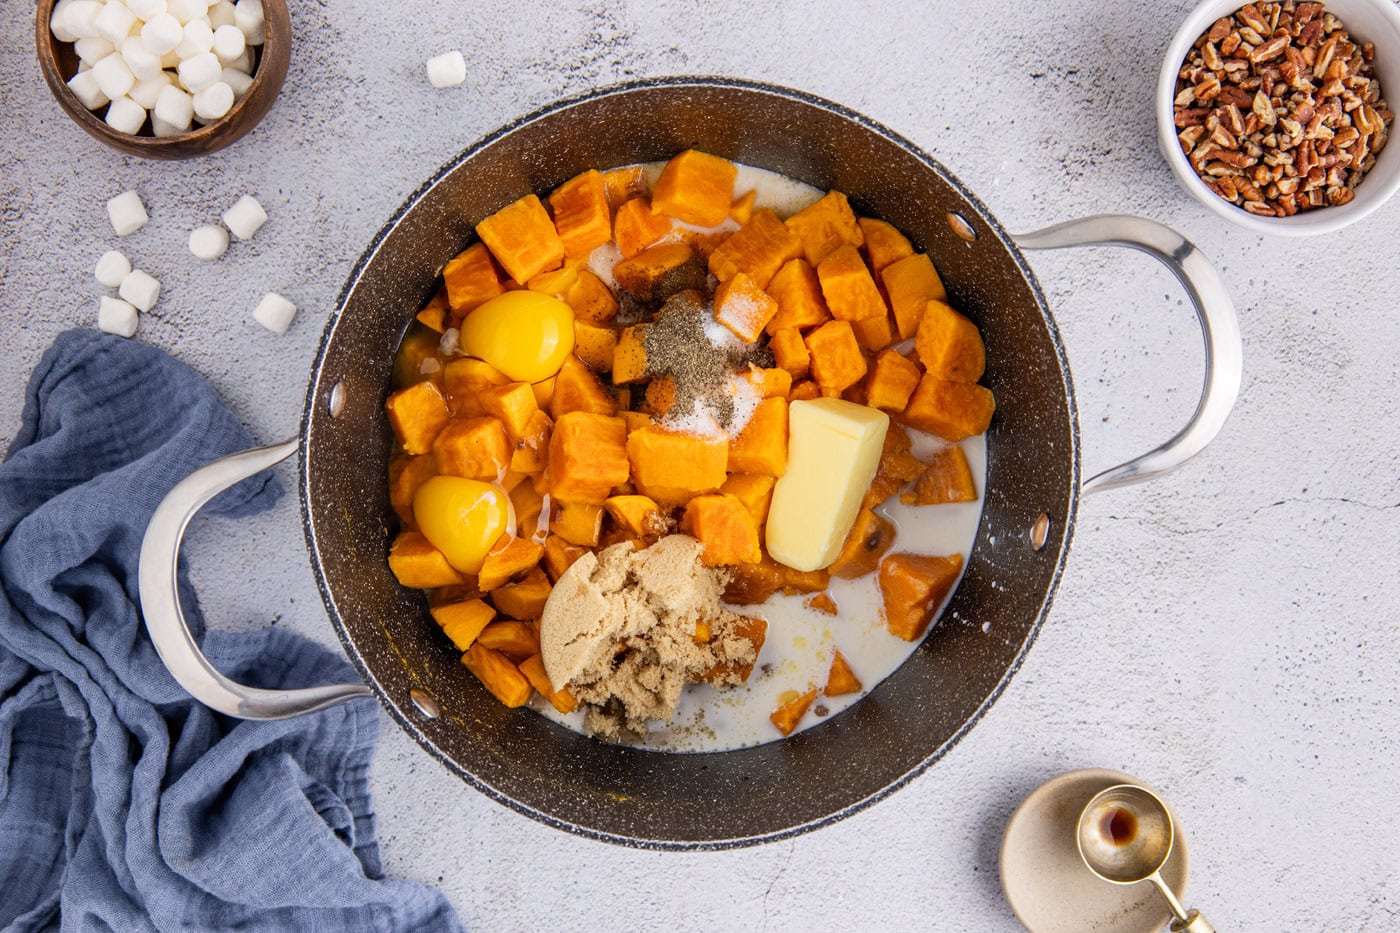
613;198;674;259
770;688;817;736
851;311;895;352
784;191;864;265
879;552;964;641
816;244;887;322
416;287;449;333
386;380;451;454
442;358;511;416
603;494;666;539
738;366;792;400
541;534;589;581
824;650;862;696
788;380;821;402
573;320;619;373
478;535;545;591
861;424;924;509
388;454;438;525
651;149;738;226
902;444;978;505
708;209;803;288
490;567;552;620
550;355;617;418
826;508;895;578
720;473;776;528
639;376;677;418
432;416;511;480
478;382;539;441
713;272;778;342
915;300;986;382
676;228;729;260
391;324;444;390
865;349;923;412
525;263;579;300
883;253;949;340
549;501;605;547
729;189;757;224
603;166;648;208
565;268;619;323
805;320;868;393
509;410;552;474
547;411;629;504
518;654;579;714
620;410;654;435
764;258;830;333
858;217;915;273
389;531;467;588
431;598;495;651
476;194;566;284
727;397;788;476
806;592;839;615
698;615;767;684
476;619;541;660
769;327;811;379
462;643;533;707
682;494;762;566
611;325;648;384
612;242;705;304
442;243;504;318
531;376;556;410
510;481;545;538
626;425;728;503
899;376;995;441
549;169;612;258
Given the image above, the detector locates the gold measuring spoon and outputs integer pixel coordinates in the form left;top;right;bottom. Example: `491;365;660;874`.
1076;784;1215;933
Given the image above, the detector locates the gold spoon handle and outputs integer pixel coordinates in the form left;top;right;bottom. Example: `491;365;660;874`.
1149;874;1215;933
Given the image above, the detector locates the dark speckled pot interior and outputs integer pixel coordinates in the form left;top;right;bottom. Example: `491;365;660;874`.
300;78;1080;849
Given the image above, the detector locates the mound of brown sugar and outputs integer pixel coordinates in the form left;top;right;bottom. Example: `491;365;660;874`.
539;535;762;741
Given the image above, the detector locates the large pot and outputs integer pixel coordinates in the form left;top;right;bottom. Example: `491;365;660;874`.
138;78;1240;849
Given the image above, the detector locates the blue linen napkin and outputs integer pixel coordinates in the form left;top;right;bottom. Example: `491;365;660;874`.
0;331;463;932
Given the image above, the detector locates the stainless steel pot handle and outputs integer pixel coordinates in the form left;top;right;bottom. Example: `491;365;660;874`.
1012;214;1242;495
137;438;373;719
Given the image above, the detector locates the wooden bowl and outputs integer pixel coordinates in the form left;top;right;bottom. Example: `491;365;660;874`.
35;0;290;160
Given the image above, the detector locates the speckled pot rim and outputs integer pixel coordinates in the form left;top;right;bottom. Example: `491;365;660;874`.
298;75;1082;850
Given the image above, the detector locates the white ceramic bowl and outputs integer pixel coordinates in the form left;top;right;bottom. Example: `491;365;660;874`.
1157;0;1400;235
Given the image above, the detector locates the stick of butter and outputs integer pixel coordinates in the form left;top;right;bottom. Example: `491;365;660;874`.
766;398;890;572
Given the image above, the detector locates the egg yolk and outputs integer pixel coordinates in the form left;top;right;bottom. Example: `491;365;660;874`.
458;290;575;383
412;475;510;574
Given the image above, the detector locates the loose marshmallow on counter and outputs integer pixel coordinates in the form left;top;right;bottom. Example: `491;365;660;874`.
93;2;138;44
74;36;115;65
192;81;233;122
212;24;245;62
67;70;110;110
426;51;466;89
120;36;162;80
91;52;136;100
234;0;264;45
177;51;220;92
104;97;147;135
129;71;171;109
98;297;139;338
126;0;168;21
153;83;193;130
138;12;183;55
119;269;160;311
221;67;252;99
95;250;131;288
252;292;295;334
175;20;214;60
222;195;266;239
107;192;148;236
189;224;228;260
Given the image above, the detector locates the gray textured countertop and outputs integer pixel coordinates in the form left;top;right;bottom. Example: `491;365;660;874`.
4;0;1398;929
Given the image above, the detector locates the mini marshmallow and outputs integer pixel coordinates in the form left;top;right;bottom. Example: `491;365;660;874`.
192;81;233;121
167;0;206;23
177;51;220;92
67;69;110;109
119;269;160;312
93;2;138;44
63;1;104;40
226;47;253;74
126;0;168;20
159;48;180;68
153;83;193;129
152;115;184;136
50;0;80;43
221;66;252;98
98;297;139;338
222;195;266;239
128;71;171;109
91;52;135;100
107;190;148;236
425;51;466;89
95;250;131;288
73;36;115;65
211;23;245;62
120;37;163;81
104;97;146;135
234;0;264;45
208;0;236;29
139;12;183;55
188;224;228;260
252;292;295;334
175;18;214;58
